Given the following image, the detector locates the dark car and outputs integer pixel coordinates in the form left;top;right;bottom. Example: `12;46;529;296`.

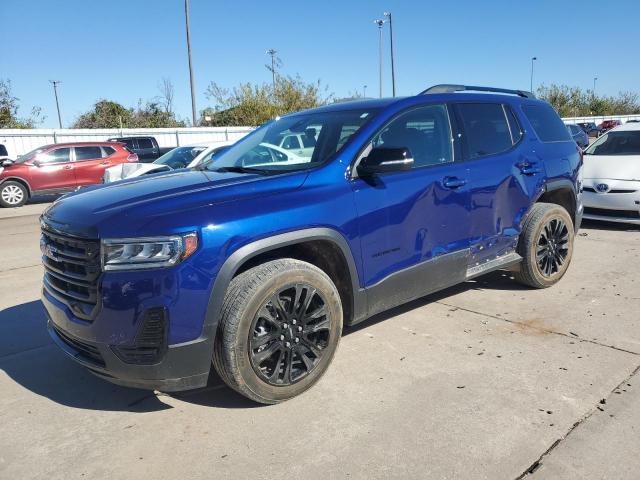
576;122;602;137
598;119;622;132
42;84;582;404
0;142;137;207
107;136;172;162
567;124;589;149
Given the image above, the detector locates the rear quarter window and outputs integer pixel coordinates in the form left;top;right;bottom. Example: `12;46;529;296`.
522;104;571;142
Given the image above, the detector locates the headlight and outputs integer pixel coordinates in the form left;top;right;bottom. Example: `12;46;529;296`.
101;233;198;271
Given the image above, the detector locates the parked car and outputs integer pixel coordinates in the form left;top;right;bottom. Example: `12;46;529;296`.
274;128;318;158
0;142;137;207
576;122;602;137
582;122;640;224
567;124;589;149
103;140;234;183
598;119;622;133
107;136;172;162
41;84;582;404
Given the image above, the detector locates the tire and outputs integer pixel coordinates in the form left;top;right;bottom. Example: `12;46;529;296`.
213;259;343;404
514;202;574;289
0;181;28;208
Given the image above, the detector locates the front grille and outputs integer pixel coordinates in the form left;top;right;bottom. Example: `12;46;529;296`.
113;307;168;365
51;323;105;367
584;207;640;219
41;227;101;320
584;187;637;194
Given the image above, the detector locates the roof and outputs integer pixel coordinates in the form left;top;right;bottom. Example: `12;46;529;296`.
40;141;125;148
614;122;640;132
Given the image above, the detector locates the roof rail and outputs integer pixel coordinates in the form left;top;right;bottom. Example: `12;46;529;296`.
420;84;536;99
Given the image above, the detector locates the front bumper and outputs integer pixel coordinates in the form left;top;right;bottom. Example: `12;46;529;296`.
582;179;640;225
43;290;213;391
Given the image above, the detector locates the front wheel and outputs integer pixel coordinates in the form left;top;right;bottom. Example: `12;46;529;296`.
514;203;575;288
0;181;28;208
213;259;343;404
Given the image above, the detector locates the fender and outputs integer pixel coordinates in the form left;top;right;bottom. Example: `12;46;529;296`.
0;176;32;195
202;227;367;345
533;178;581;231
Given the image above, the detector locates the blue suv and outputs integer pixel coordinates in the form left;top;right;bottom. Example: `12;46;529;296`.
41;85;583;404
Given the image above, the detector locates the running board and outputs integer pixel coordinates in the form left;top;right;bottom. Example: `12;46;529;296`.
465;252;522;280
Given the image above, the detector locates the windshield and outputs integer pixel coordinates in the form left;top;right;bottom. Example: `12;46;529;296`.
204;107;379;174
154;146;206;169
15;147;47;163
585;130;640;156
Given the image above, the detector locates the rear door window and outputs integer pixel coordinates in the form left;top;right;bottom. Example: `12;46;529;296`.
137;138;153;149
101;146;116;157
521;104;572;142
74;146;103;161
456;103;514;158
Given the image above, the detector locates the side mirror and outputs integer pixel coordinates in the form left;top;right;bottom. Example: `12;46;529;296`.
357;147;414;176
32;159;42;167
1;159;13;167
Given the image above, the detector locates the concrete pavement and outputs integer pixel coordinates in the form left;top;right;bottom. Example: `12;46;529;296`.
0;204;638;479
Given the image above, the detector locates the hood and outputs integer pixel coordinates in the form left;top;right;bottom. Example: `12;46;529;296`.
43;169;307;238
583;154;640;181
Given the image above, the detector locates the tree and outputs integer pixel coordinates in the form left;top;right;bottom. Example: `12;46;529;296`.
0;79;44;128
537;84;640;117
203;74;332;126
72;99;186;128
157;77;175;114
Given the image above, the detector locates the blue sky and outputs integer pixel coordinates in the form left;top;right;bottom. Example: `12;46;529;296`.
1;0;638;128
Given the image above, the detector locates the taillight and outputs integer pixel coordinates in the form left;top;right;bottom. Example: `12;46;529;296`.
127;153;139;162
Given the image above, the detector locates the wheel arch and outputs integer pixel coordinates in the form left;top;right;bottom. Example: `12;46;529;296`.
534;180;577;227
0;176;32;196
203;228;365;346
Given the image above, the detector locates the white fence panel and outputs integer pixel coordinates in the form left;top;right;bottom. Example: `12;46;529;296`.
562;114;640;125
0;127;254;157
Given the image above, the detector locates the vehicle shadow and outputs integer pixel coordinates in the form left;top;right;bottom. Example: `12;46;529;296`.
0;271;525;411
581;219;640;232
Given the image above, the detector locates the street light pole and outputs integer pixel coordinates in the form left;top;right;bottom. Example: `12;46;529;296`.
363;85;367;98
593;76;598;95
530;56;537;93
49;80;63;128
374;19;386;98
383;12;396;97
184;0;197;126
266;49;277;90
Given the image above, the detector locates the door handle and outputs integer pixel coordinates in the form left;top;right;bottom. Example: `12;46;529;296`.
442;176;467;189
101;161;110;165
63;165;73;170
516;160;540;176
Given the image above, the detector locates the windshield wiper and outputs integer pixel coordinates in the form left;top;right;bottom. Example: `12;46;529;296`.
212;166;271;175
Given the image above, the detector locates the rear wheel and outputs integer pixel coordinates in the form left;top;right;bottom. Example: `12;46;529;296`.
213;259;343;404
514;203;574;288
0;181;28;208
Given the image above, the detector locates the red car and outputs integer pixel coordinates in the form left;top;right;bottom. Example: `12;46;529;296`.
598;119;622;132
0;142;138;207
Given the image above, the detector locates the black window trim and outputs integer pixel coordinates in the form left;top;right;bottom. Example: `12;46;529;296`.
452;100;525;162
350;102;458;179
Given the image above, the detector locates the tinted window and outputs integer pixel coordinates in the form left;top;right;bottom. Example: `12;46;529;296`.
154;146;206;169
41;147;71;164
101;146;116;157
522;104;571;142
0;144;8;156
457;103;513;158
568;125;580;134
74;146;103;161
585;131;640;156
282;136;301;149
372;104;453;168
137;138;153;149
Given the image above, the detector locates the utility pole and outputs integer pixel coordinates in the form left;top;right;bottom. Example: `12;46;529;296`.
184;0;197;126
374;19;386;98
363;85;367;98
530;56;537;93
266;49;277;90
49;80;63;128
383;12;396;96
593;76;598;95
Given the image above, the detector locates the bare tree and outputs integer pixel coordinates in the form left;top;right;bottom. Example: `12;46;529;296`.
157;77;175;114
